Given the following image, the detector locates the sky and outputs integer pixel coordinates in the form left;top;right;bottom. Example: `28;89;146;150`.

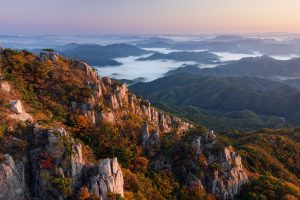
1;0;300;34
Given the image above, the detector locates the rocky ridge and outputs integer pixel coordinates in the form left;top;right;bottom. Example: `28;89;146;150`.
0;50;249;200
0;125;124;200
72;61;192;134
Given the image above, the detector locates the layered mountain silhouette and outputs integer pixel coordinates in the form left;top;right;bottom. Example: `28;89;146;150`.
137;51;220;64
166;56;300;86
58;43;152;66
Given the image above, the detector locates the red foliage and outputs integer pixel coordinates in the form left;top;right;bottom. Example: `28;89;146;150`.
39;152;54;169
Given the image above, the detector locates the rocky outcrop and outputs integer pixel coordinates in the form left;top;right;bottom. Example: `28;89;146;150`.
104;94;119;110
102;77;112;87
1;125;126;200
208;147;248;200
28;126;75;200
71;143;85;188
140;122;161;156
140;122;150;146
71;62;192;134
148;129;248;200
9;100;24;114
99;110;115;124
87;158;124;200
190;131;248;200
9;100;33;122
39;51;59;61
0;154;27;200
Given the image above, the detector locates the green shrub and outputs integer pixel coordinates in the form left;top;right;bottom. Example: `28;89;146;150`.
51;177;72;197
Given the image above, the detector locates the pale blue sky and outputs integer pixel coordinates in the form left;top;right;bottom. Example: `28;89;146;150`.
1;0;300;34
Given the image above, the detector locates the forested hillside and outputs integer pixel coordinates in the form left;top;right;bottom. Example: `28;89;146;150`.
0;48;299;200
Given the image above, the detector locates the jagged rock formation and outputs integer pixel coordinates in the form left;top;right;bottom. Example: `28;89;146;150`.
147;129;249;200
71;62;193;134
39;51;59;61
186;131;248;200
140;122;161;156
209;147;248;200
87;158;124;199
0;125;124;200
0;51;250;200
28;126;124;200
47;61;247;200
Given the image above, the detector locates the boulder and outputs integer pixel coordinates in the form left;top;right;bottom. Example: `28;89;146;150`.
9;100;23;114
0;81;11;93
8;100;33;122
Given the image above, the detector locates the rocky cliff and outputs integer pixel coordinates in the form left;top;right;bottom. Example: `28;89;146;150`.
72;62;192;135
142;125;249;200
0;49;249;200
0;125;124;200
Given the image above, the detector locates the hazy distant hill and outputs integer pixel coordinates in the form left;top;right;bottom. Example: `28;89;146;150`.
135;36;300;55
131;74;300;130
166;56;300;81
132;36;177;48
58;43;152;66
137;51;220;64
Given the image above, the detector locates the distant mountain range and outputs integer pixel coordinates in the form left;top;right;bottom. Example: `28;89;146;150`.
56;43;152;66
166;56;300;88
130;74;300;130
136;51;221;64
134;35;300;55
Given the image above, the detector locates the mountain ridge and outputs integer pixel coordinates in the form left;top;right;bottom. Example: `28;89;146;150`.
130;74;300;130
0;48;256;200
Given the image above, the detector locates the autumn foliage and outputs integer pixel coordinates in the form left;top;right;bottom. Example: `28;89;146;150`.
39;152;54;169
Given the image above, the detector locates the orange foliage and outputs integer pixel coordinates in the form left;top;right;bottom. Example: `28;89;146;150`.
75;115;89;129
77;186;91;200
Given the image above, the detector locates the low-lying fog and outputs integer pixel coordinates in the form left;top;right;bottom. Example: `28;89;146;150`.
97;55;196;82
97;48;300;82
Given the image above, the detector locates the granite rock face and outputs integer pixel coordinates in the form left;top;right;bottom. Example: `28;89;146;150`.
0;154;27;200
208;147;249;200
189;131;249;200
140;122;161;156
88;158;124;200
1;125;124;200
146;129;248;200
